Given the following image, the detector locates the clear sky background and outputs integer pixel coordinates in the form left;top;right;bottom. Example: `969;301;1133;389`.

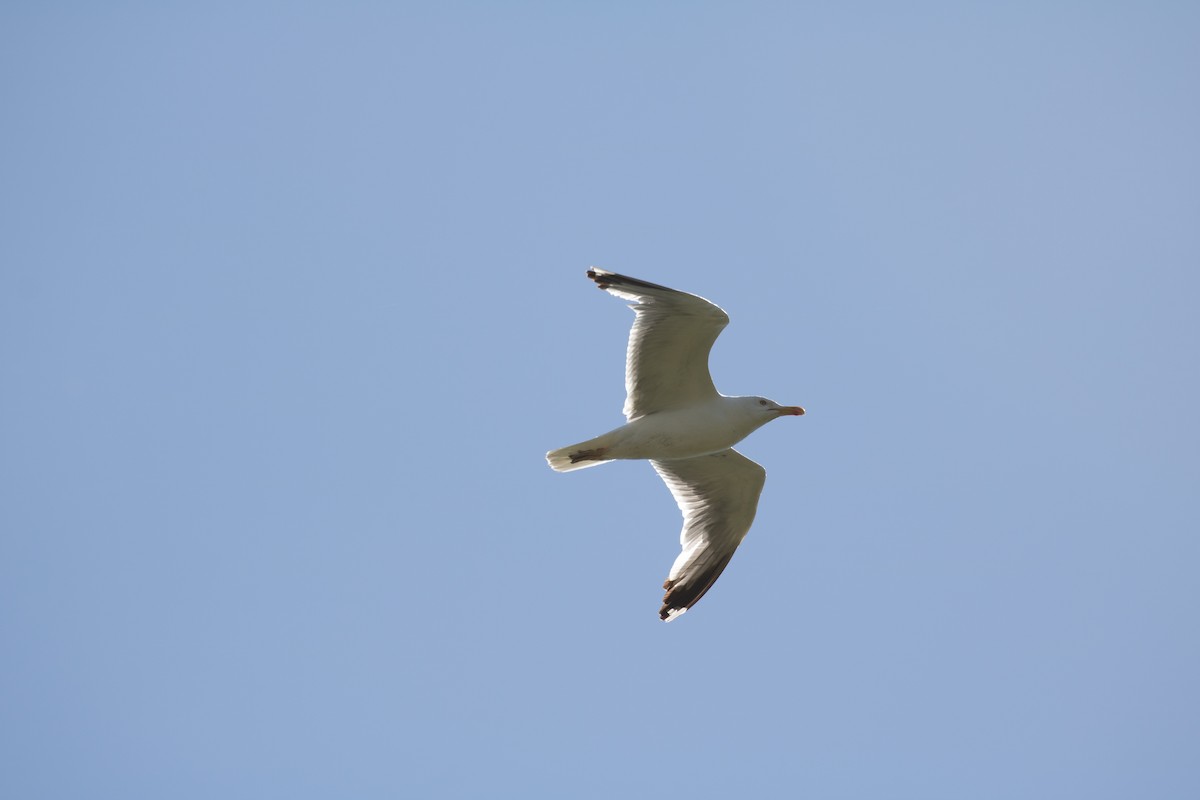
3;3;1198;798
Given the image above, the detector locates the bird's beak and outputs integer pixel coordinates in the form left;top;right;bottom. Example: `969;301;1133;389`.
779;406;806;416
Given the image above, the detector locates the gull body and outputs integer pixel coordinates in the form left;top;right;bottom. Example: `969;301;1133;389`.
546;268;805;621
547;395;802;469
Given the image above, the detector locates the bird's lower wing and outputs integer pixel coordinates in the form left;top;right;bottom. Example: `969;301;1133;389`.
651;449;767;621
587;268;729;420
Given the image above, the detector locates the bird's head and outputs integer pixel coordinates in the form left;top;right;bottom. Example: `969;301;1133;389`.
746;396;806;419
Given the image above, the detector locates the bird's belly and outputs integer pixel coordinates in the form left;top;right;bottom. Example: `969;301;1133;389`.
611;408;746;461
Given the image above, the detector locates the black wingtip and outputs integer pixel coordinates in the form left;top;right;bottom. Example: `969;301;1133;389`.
586;268;678;294
657;552;736;621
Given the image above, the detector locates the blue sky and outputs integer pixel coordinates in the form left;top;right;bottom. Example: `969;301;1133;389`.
3;3;1198;797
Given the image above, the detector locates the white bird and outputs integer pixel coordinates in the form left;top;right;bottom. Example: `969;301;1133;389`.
547;268;805;621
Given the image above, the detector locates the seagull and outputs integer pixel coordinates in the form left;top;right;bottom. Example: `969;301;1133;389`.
546;268;805;621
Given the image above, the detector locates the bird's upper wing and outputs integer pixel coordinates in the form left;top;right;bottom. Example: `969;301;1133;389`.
651;449;767;621
587;268;729;421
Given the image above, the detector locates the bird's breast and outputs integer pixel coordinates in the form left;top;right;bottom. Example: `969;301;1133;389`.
614;404;752;461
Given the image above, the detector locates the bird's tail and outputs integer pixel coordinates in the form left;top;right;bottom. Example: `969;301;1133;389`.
545;436;615;472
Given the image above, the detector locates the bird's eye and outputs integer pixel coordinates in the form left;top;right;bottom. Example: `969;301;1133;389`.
759;399;768;406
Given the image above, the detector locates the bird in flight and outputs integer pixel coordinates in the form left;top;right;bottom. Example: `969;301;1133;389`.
546;268;805;621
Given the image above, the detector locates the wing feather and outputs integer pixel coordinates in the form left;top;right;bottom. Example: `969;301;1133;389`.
587;268;729;420
651;449;767;621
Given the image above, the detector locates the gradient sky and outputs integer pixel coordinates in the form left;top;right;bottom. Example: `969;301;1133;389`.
3;3;1198;798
